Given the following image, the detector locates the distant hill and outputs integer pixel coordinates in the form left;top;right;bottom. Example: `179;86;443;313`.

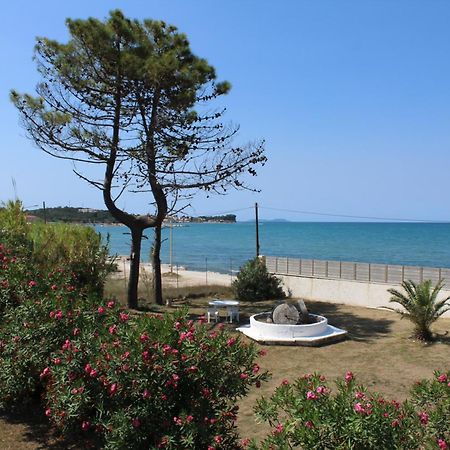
25;207;236;224
26;207;118;224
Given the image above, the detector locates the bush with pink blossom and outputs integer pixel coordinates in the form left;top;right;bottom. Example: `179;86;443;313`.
43;308;268;449
251;372;450;450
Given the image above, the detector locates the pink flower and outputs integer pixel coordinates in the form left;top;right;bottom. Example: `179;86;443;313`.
53;358;61;365
175;321;182;330
438;439;448;450
274;423;284;434
345;371;354;383
258;349;267;357
73;328;80;336
252;364;260;374
305;420;314;428
186;415;194;423
81;421;90;431
107;300;115;309
227;337;236;346
391;419;400;427
119;312;129;322
281;379;289;385
418;411;429;425
143;389;151;399
214;435;222;443
354;402;365;414
109;383;118;395
438;374;448;383
140;333;149;342
98;306;105;314
28;280;37;288
316;385;328;395
355;391;365;400
45;408;52;417
132;418;141;428
240;373;249;379
40;367;51;379
306;391;318;400
51;284;58;290
173;416;183;426
109;325;117;335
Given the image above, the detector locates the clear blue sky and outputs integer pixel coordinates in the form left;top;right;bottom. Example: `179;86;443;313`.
1;0;450;221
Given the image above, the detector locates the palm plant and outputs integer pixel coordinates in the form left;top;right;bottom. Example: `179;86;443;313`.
387;279;450;341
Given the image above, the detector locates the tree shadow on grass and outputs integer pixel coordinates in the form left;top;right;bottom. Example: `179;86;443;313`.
0;401;93;450
304;300;395;342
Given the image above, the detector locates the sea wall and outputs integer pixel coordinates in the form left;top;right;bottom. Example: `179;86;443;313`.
278;275;450;318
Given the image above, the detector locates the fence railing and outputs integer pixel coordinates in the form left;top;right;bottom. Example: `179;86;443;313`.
265;255;450;285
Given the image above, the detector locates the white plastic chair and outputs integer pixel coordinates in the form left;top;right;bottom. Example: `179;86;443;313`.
207;307;219;323
226;306;239;323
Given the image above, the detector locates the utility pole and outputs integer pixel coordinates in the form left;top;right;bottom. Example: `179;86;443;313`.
43;201;47;224
169;217;173;273
255;202;260;258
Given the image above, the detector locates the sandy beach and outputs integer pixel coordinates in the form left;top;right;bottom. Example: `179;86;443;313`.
113;256;232;287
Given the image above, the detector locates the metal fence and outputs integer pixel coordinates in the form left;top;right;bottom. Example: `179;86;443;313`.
265;255;450;285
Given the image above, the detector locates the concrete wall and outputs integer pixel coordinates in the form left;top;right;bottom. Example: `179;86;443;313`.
279;275;450;318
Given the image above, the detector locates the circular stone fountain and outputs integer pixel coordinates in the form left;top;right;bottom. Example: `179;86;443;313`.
237;301;347;346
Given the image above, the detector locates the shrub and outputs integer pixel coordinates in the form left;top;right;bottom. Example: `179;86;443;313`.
29;221;113;296
251;372;450;450
44;308;269;449
0;265;97;407
387;280;450;341
233;258;285;302
411;370;450;448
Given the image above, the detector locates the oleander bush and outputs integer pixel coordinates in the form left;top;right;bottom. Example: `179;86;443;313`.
233;258;286;302
43;307;268;449
249;371;450;450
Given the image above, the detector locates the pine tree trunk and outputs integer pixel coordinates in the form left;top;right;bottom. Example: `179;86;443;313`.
127;227;142;309
152;225;164;305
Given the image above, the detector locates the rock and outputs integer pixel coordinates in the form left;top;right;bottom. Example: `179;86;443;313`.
272;303;300;324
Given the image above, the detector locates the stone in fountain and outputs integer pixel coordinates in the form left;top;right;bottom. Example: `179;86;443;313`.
237;300;347;346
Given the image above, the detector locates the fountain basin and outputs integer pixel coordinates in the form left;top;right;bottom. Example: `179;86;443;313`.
237;312;347;346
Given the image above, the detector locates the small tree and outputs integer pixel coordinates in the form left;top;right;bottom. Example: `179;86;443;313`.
11;10;266;307
233;258;286;302
387;280;450;341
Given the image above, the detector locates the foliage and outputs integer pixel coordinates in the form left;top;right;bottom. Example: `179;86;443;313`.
29;221;113;296
411;370;450;448
43;307;268;449
251;372;450;450
0;268;96;407
0;238;268;449
233;258;286;302
0;200;113;297
387;280;450;341
11;9;266;307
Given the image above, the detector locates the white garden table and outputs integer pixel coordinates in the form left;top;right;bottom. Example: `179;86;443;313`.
207;299;240;323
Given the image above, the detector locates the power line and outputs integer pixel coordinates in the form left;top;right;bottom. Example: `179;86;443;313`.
259;205;449;223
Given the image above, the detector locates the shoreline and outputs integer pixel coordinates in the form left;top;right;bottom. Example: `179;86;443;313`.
112;256;232;287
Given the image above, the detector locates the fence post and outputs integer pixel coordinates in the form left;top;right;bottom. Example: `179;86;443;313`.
439;268;442;281
368;263;371;282
299;258;302;275
275;257;278;273
354;263;357;280
325;260;329;278
401;265;405;283
420;267;423;283
339;261;342;279
312;259;315;277
287;258;289;275
385;265;388;283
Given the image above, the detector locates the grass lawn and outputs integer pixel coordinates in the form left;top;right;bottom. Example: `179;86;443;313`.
1;281;449;448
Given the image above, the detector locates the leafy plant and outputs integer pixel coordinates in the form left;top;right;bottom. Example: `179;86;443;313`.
250;372;450;450
387;280;450;341
232;258;286;302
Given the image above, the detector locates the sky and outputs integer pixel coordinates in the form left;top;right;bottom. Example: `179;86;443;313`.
1;0;450;221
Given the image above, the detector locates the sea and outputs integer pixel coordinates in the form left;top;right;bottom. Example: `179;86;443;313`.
94;222;450;275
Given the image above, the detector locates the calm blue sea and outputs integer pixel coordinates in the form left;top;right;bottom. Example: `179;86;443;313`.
94;222;450;274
